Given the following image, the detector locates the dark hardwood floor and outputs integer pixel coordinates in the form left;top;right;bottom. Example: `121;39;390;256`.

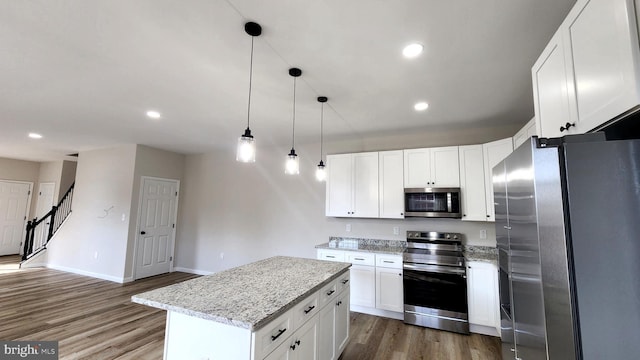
0;260;501;359
343;312;501;360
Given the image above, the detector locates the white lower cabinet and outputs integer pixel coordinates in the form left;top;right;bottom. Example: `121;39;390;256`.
265;315;318;360
317;284;350;360
375;267;403;312
348;265;376;308
318;250;403;318
467;261;499;334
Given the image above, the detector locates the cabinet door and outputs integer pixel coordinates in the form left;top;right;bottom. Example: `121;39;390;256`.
317;303;336;360
349;265;375;308
352;152;379;218
290;316;318;360
565;0;640;133
430;146;460;187
458;145;487;221
334;290;350;356
467;261;499;329
513;118;537;149
379;150;405;219
403;148;430;187
483;138;513;222
375;267;404;312
325;154;353;217
532;29;576;138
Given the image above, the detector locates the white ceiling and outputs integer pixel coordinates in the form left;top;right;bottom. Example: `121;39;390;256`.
0;0;576;161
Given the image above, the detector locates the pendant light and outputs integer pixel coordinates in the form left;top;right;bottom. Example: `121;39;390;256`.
315;96;328;182
236;22;262;163
285;68;302;175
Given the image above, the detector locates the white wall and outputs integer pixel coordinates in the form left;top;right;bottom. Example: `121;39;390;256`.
59;160;77;199
124;145;185;279
37;161;63;203
47;145;137;282
175;136;499;274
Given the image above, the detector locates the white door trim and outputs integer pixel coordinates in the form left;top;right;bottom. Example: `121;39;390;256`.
0;180;33;256
132;176;180;280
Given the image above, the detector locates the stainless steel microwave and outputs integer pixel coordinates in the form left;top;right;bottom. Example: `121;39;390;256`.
404;188;462;218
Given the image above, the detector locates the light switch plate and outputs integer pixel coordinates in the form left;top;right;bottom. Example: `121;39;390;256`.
346;224;351;232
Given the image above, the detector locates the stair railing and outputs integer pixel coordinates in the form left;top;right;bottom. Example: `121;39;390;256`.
22;183;75;261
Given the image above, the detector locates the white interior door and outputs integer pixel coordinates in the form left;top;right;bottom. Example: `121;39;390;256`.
135;178;179;279
0;181;32;256
35;182;55;249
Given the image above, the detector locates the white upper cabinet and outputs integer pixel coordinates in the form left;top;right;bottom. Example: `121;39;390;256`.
403;146;459;188
378;150;405;219
532;29;576;138
326;152;379;218
459;145;487;222
513;118;538;150
534;0;640;138
482;138;513;222
566;0;640;132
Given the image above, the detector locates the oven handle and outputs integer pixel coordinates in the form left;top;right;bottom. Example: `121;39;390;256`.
403;263;466;276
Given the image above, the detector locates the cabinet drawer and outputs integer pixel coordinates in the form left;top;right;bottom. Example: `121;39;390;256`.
376;254;403;269
336;270;350;293
292;291;320;329
253;309;292;360
317;250;345;262
345;252;375;266
319;279;338;308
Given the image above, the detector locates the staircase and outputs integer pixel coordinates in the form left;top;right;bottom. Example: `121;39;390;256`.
22;183;75;261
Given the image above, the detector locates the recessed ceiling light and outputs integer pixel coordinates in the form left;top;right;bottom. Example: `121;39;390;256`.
414;102;429;111
146;110;161;119
28;133;43;139
403;43;424;58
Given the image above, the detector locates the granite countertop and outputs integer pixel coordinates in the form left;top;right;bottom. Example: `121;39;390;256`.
315;237;406;255
463;246;498;263
131;256;351;331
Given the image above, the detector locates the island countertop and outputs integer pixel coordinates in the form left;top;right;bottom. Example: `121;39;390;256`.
131;256;351;331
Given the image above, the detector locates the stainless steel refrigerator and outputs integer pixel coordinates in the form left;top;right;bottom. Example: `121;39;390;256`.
495;133;640;360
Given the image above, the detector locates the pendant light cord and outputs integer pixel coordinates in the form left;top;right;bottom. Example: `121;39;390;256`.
292;77;296;149
246;36;254;129
320;103;324;159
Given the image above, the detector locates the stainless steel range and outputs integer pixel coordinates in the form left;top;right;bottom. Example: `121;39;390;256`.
403;231;469;334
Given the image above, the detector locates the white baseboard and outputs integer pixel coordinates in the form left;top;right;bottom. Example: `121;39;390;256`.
47;264;126;283
470;323;500;337
173;266;214;276
350;305;404;320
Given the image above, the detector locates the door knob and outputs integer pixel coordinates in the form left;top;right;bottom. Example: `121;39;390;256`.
140;231;146;235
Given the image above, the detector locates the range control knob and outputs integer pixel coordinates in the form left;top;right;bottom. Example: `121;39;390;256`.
445;234;451;239
453;235;458;240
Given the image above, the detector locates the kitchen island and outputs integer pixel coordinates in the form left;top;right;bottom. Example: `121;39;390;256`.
132;256;351;360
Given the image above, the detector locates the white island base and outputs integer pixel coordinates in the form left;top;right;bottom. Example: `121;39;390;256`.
132;257;351;360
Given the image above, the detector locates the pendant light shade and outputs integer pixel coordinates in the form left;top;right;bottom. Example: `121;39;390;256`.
285;68;302;175
236;22;262;163
316;96;328;182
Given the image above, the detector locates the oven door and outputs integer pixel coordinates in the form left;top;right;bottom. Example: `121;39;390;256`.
403;263;468;313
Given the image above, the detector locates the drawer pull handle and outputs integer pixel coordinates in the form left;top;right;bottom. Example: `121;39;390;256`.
354;258;365;261
341;279;349;284
271;328;287;341
326;289;335;296
326;255;335;258
383;260;394;263
290;340;301;350
304;305;315;314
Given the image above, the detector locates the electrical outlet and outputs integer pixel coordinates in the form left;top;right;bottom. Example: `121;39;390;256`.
121;213;126;222
219;252;224;260
94;251;99;259
346;224;351;232
480;229;487;239
393;226;399;235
